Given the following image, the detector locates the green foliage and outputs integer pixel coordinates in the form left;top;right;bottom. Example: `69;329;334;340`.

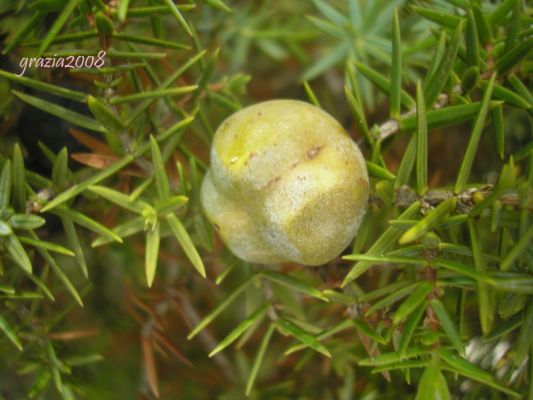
0;0;531;399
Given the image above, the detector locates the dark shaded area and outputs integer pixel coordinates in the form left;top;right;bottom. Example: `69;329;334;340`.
16;86;95;173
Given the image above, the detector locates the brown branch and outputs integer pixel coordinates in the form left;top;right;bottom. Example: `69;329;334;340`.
393;185;533;214
377;86;461;142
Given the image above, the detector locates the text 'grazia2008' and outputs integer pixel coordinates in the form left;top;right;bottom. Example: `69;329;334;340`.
17;50;106;76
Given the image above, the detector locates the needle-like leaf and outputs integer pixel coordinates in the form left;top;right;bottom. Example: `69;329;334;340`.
150;136;170;200
166;213;205;278
399;198;456;245
261;270;328;302
0;314;23;351
468;219;493;334
424;21;463;108
37;0;80;57
392;282;432;325
13;91;105;133
303;81;321;107
415;81;428;195
343;201;420;286
246;323;275;396
276;318;331;357
455;73;496;193
145;221;160;287
163;0;193;36
188;276;256;340
390;9;401;119
209;303;269;357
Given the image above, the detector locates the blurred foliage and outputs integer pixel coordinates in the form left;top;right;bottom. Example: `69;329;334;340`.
0;0;532;399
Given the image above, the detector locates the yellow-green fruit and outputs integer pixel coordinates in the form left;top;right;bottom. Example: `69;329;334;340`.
201;99;369;265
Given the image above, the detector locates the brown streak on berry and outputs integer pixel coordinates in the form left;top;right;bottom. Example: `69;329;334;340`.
308;146;323;159
265;175;282;189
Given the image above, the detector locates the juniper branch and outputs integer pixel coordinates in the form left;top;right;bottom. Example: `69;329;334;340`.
392;185;533;214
